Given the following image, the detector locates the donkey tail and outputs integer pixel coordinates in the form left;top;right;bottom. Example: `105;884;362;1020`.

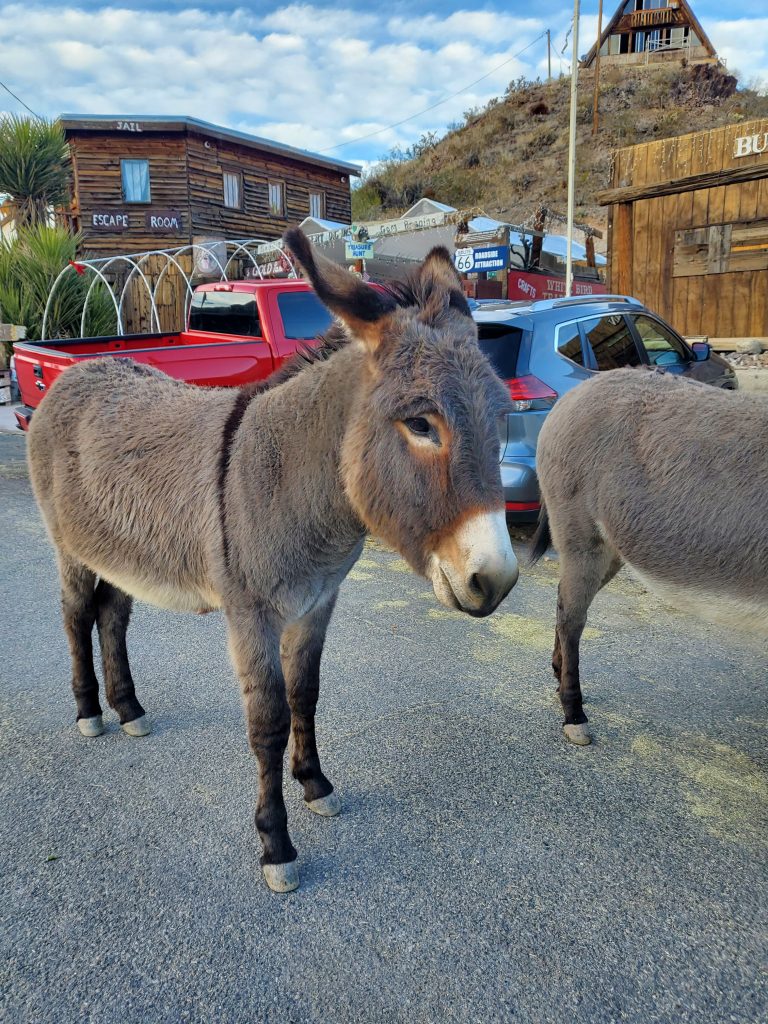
529;502;551;564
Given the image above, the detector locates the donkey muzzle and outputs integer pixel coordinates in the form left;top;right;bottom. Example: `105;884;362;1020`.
429;509;519;617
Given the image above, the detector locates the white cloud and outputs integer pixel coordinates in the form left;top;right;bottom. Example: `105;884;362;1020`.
709;18;768;89
0;1;765;168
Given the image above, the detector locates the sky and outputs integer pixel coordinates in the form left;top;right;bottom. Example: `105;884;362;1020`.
1;1;766;173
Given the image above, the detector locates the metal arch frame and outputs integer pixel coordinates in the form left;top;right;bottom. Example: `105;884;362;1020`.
42;236;311;341
43;263;123;341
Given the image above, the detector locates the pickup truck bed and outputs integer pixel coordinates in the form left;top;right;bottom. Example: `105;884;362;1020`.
12;279;334;430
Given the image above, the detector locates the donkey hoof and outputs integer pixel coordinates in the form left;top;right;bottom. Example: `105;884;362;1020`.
306;791;341;817
121;715;151;737
263;861;300;893
563;723;592;746
77;715;104;738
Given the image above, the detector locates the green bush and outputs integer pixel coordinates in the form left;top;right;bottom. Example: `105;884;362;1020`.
0;223;117;361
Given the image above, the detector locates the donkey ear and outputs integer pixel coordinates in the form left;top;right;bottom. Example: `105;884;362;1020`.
418;246;472;319
283;228;397;351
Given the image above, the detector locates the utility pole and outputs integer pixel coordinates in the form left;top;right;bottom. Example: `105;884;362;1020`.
565;0;580;298
592;0;604;135
546;29;552;81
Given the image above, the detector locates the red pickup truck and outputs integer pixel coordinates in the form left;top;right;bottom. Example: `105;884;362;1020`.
12;279;334;430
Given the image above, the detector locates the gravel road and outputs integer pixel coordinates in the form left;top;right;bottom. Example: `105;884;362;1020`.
1;432;765;1024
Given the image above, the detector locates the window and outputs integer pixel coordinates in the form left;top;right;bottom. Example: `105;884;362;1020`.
188;291;262;337
556;321;585;366
277;292;334;340
121;159;150;203
309;192;325;219
268;181;284;217
582;315;642;371
223;171;242;210
477;325;524;381
631;314;687;366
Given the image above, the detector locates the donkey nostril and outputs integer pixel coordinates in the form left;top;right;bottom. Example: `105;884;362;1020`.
470;572;494;601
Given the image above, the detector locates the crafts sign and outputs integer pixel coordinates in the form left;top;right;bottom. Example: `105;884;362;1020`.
454;246;509;273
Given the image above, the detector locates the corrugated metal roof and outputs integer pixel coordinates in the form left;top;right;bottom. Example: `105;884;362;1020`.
59;114;360;176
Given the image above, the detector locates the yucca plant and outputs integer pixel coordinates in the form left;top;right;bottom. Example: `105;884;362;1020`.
0;115;71;228
0;223;117;362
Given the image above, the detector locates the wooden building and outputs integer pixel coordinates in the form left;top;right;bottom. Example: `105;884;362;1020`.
61;114;359;256
581;0;717;68
599;117;768;340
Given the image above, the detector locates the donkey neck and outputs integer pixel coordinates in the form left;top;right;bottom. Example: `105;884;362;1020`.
229;341;369;564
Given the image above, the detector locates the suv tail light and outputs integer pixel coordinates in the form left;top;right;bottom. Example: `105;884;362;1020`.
507;375;558;412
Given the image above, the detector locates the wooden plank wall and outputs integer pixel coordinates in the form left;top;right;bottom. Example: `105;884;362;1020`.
607;118;768;337
71;128;354;259
120;254;194;335
187;134;352;239
71;133;190;257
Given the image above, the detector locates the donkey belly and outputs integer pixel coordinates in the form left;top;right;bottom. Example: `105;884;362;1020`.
627;565;768;635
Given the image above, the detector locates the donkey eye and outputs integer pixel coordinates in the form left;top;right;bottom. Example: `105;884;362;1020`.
404;417;432;436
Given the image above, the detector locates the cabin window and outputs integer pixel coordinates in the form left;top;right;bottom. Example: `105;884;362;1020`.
268;181;285;217
223;171;242;210
121;159;150;203
277;291;333;340
188;290;262;337
309;192;325;219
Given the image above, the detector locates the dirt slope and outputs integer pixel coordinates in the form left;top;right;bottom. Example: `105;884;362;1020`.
353;64;768;237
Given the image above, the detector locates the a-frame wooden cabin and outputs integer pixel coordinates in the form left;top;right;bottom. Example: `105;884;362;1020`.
581;0;718;69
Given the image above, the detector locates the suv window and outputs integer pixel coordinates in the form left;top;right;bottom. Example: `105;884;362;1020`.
189;291;262;337
477;325;524;380
581;314;642;371
277;291;333;340
556;321;584;366
631;314;688;366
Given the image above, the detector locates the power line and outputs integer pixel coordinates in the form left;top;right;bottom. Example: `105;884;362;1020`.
321;31;548;153
0;79;41;119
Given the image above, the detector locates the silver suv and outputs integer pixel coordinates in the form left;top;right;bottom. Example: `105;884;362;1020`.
471;295;738;522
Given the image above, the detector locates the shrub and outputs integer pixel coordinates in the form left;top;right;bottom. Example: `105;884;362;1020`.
0;224;116;361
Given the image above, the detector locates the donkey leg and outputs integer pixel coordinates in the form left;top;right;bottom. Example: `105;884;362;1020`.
226;607;298;893
58;554;103;737
95;580;148;736
556;547;621;746
281;593;340;817
551;556;619;688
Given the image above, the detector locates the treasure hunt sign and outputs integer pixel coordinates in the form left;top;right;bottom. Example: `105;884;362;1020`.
507;271;607;302
454;246;509;274
345;241;375;260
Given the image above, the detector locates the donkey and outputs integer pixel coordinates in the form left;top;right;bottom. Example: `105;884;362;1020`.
531;368;767;746
27;228;519;892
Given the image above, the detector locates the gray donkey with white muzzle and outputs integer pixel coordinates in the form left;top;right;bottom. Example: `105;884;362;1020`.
27;229;519;892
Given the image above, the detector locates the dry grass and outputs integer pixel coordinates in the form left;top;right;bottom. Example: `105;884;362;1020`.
352;64;768;234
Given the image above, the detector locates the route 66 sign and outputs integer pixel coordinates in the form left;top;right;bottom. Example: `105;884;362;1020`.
454;247;475;272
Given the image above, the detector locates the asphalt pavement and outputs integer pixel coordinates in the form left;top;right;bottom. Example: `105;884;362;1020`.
1;431;766;1024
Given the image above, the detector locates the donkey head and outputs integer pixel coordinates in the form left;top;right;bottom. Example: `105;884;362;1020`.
284;228;519;617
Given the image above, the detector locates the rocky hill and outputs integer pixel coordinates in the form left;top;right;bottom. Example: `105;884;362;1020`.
352;64;768;238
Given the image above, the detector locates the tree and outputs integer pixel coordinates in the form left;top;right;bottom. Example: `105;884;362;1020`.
0;115;71;229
